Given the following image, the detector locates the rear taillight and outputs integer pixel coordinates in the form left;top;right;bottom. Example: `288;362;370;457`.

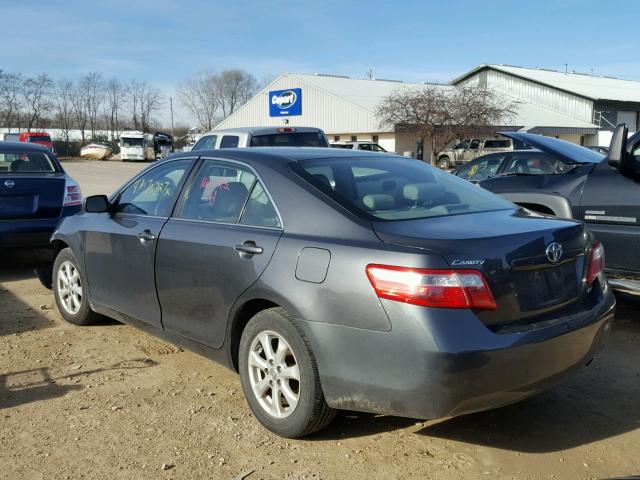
366;264;497;310
586;241;605;284
63;177;82;207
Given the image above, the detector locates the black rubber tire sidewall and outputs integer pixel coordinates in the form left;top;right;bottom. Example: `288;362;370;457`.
438;156;451;169
239;308;335;438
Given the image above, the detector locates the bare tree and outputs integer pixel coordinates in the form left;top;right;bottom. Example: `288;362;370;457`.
0;71;24;130
178;71;220;131
127;79;163;132
216;69;258;118
376;84;514;164
71;81;89;145
54;78;75;144
78;72;104;139
103;77;125;144
22;73;54;130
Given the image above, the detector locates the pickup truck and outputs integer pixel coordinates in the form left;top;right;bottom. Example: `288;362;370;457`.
480;125;640;295
437;137;514;169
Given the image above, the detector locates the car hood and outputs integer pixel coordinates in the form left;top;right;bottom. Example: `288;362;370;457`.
499;132;604;165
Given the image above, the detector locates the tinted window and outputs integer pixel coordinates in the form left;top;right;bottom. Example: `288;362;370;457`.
483;139;511;149
240;181;281;228
330;144;352;149
455;155;505;181
292;156;512;221
468;139;480;149
220;136;240;148
27;136;51;143
192;135;218;151
249;132;328;147
359;144;373;151
372;144;387;152
0;151;57;173
502;153;572;175
116;159;191;216
121;137;144;147
178;159;255;224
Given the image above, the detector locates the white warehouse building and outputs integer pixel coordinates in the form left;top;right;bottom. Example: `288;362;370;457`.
216;65;640;157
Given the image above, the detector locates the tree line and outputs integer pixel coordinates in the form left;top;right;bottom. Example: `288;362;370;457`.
0;68;259;146
0;71;163;145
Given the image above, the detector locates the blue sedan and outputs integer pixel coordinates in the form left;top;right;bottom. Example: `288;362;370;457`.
0;142;81;249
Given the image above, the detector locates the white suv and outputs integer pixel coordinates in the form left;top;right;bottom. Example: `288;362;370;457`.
192;127;329;151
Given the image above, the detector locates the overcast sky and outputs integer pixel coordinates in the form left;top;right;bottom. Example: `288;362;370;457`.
3;0;639;127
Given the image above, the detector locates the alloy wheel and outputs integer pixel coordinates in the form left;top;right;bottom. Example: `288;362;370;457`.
57;260;83;315
247;330;300;419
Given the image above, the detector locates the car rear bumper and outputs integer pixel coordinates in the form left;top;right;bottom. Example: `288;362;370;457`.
0;206;80;248
298;281;615;420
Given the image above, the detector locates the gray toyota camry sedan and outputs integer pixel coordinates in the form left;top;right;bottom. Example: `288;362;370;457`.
50;148;615;438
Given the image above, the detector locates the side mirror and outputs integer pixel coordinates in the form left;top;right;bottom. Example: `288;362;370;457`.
607;123;628;169
84;195;110;213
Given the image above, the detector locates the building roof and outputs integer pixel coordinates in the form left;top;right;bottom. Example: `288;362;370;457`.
293;74;452;112
452;64;640;103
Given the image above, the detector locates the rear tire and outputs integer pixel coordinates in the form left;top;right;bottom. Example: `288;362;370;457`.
239;308;336;438
53;248;102;326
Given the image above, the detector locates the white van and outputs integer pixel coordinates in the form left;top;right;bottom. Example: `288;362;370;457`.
191;127;329;151
119;131;155;161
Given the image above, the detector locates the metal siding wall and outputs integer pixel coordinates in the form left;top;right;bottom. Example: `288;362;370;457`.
216;75;383;134
486;70;593;123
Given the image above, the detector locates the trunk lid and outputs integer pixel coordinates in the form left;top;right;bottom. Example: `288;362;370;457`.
0;174;66;219
372;208;590;329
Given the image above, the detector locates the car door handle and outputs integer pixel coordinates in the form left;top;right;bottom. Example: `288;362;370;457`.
137;229;156;243
234;242;263;256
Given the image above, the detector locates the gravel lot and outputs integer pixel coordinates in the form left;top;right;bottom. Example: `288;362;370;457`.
2;160;640;479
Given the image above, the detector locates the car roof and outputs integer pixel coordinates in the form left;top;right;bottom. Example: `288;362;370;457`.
0;141;53;153
165;147;398;166
205;127;324;135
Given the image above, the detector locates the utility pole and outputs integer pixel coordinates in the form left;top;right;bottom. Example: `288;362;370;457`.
169;97;175;138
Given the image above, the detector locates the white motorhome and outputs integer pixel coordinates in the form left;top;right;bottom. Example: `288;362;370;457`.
119;131;154;161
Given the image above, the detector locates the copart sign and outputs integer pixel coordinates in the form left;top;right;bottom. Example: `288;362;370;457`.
269;88;302;117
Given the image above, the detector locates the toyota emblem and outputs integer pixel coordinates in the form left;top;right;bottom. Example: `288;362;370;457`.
546;242;563;264
4;179;15;188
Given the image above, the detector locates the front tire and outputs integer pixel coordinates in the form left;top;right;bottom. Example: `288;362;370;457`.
53;248;101;326
438;156;451;169
239;308;336;438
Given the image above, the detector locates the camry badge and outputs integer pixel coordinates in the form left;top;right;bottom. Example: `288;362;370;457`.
4;179;15;188
546;242;563;264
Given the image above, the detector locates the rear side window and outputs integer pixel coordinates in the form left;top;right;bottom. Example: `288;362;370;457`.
249;132;328;147
455;155;505;181
292;156;512;221
220;136;240;148
192;135;217;151
330;144;352;149
0;151;57;173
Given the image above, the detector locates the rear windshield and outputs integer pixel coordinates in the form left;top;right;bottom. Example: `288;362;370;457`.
0;151;57;173
27;136;51;143
249;132;328;147
291;156;513;221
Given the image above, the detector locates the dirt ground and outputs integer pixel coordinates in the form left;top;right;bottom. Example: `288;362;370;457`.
2;161;640;479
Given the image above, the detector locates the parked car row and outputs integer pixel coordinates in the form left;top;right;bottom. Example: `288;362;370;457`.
2;123;632;439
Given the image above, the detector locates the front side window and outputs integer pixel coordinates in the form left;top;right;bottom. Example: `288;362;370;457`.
192;135;218;151
27;135;51;143
469;139;480;150
502;153;570;175
220;135;240;148
0;151;57;173
116;159;192;216
454;140;470;149
372;144;386;152
292;156;512;221
178;159;280;227
359;144;373;151
455;155;505;181
483;139;511;149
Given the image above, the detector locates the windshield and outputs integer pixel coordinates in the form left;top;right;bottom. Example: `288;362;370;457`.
27;136;52;143
292;156;513;221
121;137;144;148
249;132;328;147
0;151;57;173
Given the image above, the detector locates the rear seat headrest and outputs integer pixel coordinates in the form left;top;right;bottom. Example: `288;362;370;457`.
362;194;395;210
403;182;446;202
